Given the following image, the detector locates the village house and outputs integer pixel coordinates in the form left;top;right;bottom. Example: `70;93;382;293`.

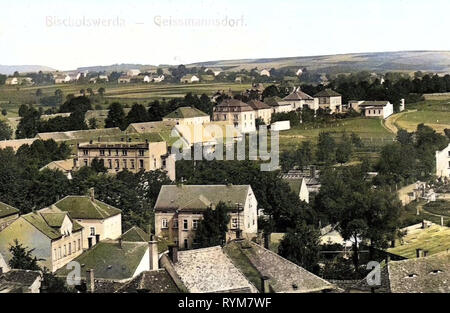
127;69;141;77
154;185;258;249
118;75;132;83
47;190;122;249
436;142;450;179
5;77;33;85
74;141;176;181
205;68;223;76
313;89;343;113
283;177;309;203
0;210;84;272
213;99;256;133
125;120;177;134
150;74;165;83
264;96;292;114
260;69;271;77
54;73;72;84
162;107;210;126
0;202;20;232
350;100;394;119
40;159;75;179
278;87;318;112
247;100;272;125
0;270;43;293
180;74;200;83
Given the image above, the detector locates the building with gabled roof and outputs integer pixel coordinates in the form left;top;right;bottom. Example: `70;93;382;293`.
154;185;258;249
279;87;318;112
180;74;199;83
224;240;337;293
120;226;151;242
0;269;42;293
0;202;20;232
47;190;122;249
0;210;83;272
168;246;258;293
350;100;393;119
39;159;75;179
163;106;210;126
314;89;343;113
213;99;256;133
436;142;450;179
116;270;180;293
283;177;309;203
247;100;272;125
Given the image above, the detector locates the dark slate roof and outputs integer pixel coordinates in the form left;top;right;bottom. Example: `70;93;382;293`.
121;226;150;242
0;270;42;293
247;100;271;110
0;202;19;219
313;89;342;97
282;90;314;101
164;107;209;119
55;241;148;281
225;240;336;293
53;196;121;220
154;185;251;211
116;270;179;293
387;252;450;293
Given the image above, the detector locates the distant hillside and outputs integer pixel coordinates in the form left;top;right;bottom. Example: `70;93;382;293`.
77;64;158;73
0;65;56;75
188;51;450;74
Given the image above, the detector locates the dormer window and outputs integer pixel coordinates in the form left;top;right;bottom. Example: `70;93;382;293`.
429;270;443;275
405;273;418;278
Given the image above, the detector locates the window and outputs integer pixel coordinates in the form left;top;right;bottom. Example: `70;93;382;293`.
231;218;238;229
122;149;128;156
90;227;95;236
100;150;105;156
108;159;112;169
173;219;178;228
78;239;81;251
115;149;119;156
123;159;127;169
58;247;61;259
131;160;135;169
115;159;120;169
192;220;199;230
73;241;76;253
64;245;67;257
83;149;89;156
139;159;144;169
54;249;57;260
183;219;188;230
162;218;168;229
139;150;145;156
107;149;111;156
84;159;88;167
68;243;72;255
184;239;188;249
153;159;157;168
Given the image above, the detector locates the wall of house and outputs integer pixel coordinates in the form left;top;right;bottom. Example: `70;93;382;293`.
436;143;450;178
75;214;122;249
213;110;256;133
0;218;52;271
50;230;83;272
0;213;19;232
256;108;272;124
163;116;210;126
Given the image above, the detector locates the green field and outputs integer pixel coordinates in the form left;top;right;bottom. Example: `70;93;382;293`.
394;99;450;133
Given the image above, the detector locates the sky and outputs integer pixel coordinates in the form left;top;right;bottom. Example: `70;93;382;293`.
0;0;449;70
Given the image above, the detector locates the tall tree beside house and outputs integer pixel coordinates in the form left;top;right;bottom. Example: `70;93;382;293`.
8;239;41;271
0;119;12;140
317;132;336;164
16;105;41;139
59;96;92;114
105;102;126;130
194;202;231;248
278;221;321;273
1;109;7;116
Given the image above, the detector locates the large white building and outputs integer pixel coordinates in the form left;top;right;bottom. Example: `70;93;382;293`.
213;99;256;133
436;143;450;178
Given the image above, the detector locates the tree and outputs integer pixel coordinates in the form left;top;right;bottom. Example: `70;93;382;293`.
1;109;7;116
98;87;105;97
87;88;94;97
105;102;126;129
278;221;320;272
88;117;98;129
317;132;336;164
8;239;41;271
0;120;12;140
36;89;43;98
194;202;230;248
335;133;353;164
18;104;29;117
91;158;107;173
126;103;149;126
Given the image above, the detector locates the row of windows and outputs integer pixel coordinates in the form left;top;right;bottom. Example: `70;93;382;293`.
83;159;147;169
161;218;199;230
84;149;146;157
367;109;382;115
54;239;81;261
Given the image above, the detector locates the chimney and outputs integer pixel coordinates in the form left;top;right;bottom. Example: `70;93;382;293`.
89;188;95;201
149;235;159;270
261;276;270;293
416;248;423;258
86;269;95;293
169;244;178;263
